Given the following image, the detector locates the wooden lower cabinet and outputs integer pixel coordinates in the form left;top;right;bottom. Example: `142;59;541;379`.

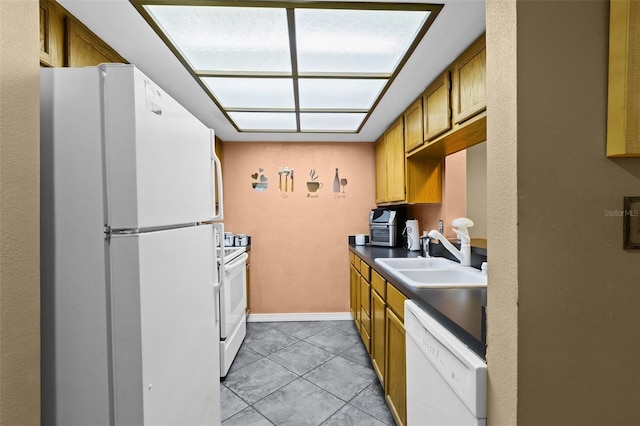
385;307;407;426
371;289;386;385
350;263;359;324
348;252;407;425
359;271;372;353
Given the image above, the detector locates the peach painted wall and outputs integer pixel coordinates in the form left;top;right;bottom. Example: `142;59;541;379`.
408;149;467;238
221;142;376;314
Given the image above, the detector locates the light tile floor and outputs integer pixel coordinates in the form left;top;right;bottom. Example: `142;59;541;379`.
220;320;395;426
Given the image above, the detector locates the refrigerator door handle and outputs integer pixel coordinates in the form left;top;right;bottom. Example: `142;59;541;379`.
210;130;224;221
212;222;223;325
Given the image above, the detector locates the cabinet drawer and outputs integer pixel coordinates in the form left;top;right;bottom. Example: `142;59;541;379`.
349;251;355;265
360;260;371;282
371;269;386;297
386;283;407;321
360;277;371;316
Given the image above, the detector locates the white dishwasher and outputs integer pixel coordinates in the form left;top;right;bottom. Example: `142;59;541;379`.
405;300;487;426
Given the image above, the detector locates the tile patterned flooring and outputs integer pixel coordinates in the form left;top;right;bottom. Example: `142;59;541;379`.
220;320;395;425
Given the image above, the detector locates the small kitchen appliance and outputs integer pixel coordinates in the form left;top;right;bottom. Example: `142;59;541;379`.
403;219;421;251
369;207;406;247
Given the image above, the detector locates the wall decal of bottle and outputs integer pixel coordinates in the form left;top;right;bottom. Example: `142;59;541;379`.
333;168;341;193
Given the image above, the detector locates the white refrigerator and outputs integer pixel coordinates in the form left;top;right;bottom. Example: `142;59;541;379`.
40;64;223;426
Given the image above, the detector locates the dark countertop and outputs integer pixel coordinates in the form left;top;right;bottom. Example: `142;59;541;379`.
349;243;487;359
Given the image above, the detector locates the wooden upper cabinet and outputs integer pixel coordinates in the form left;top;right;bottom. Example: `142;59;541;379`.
68;19;126;67
40;2;52;64
385;118;406;203
607;0;640;157
423;70;452;141
403;99;423;153
452;34;486;125
376;119;406;204
40;1;67;67
405;156;442;204
40;0;126;68
375;135;387;204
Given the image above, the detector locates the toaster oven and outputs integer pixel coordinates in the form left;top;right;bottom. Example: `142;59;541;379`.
369;208;405;247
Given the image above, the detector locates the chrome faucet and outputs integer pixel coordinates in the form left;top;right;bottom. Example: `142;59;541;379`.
427;218;474;266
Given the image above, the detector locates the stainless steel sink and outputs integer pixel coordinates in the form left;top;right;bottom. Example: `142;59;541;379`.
375;257;487;288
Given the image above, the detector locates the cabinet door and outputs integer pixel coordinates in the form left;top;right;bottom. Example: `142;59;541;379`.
423;71;452;141
350;264;360;326
359;276;371;334
39;0;67;67
404;99;423;152
385;307;406;426
371;289;386;385
385;118;406;202
452;34;486;125
68;19;126;67
375;135;387;203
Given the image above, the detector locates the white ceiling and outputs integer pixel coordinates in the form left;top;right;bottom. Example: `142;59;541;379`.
57;0;486;142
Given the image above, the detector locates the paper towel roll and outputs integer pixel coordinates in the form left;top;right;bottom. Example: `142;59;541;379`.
405;219;420;251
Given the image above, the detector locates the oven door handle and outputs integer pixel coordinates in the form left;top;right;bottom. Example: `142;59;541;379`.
212;278;222;325
224;252;248;272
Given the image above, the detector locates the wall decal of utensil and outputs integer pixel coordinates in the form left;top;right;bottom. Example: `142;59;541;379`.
290;168;294;192
277;166;294;192
283;167;290;192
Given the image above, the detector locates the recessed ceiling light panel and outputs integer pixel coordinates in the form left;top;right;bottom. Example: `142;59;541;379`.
228;111;297;131
298;78;386;110
134;1;442;133
294;8;429;74
202;77;295;109
300;112;366;132
146;5;292;73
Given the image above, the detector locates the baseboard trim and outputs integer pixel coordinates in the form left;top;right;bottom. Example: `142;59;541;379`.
247;312;353;322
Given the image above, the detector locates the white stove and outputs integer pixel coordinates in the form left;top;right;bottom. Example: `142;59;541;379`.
213;225;248;377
